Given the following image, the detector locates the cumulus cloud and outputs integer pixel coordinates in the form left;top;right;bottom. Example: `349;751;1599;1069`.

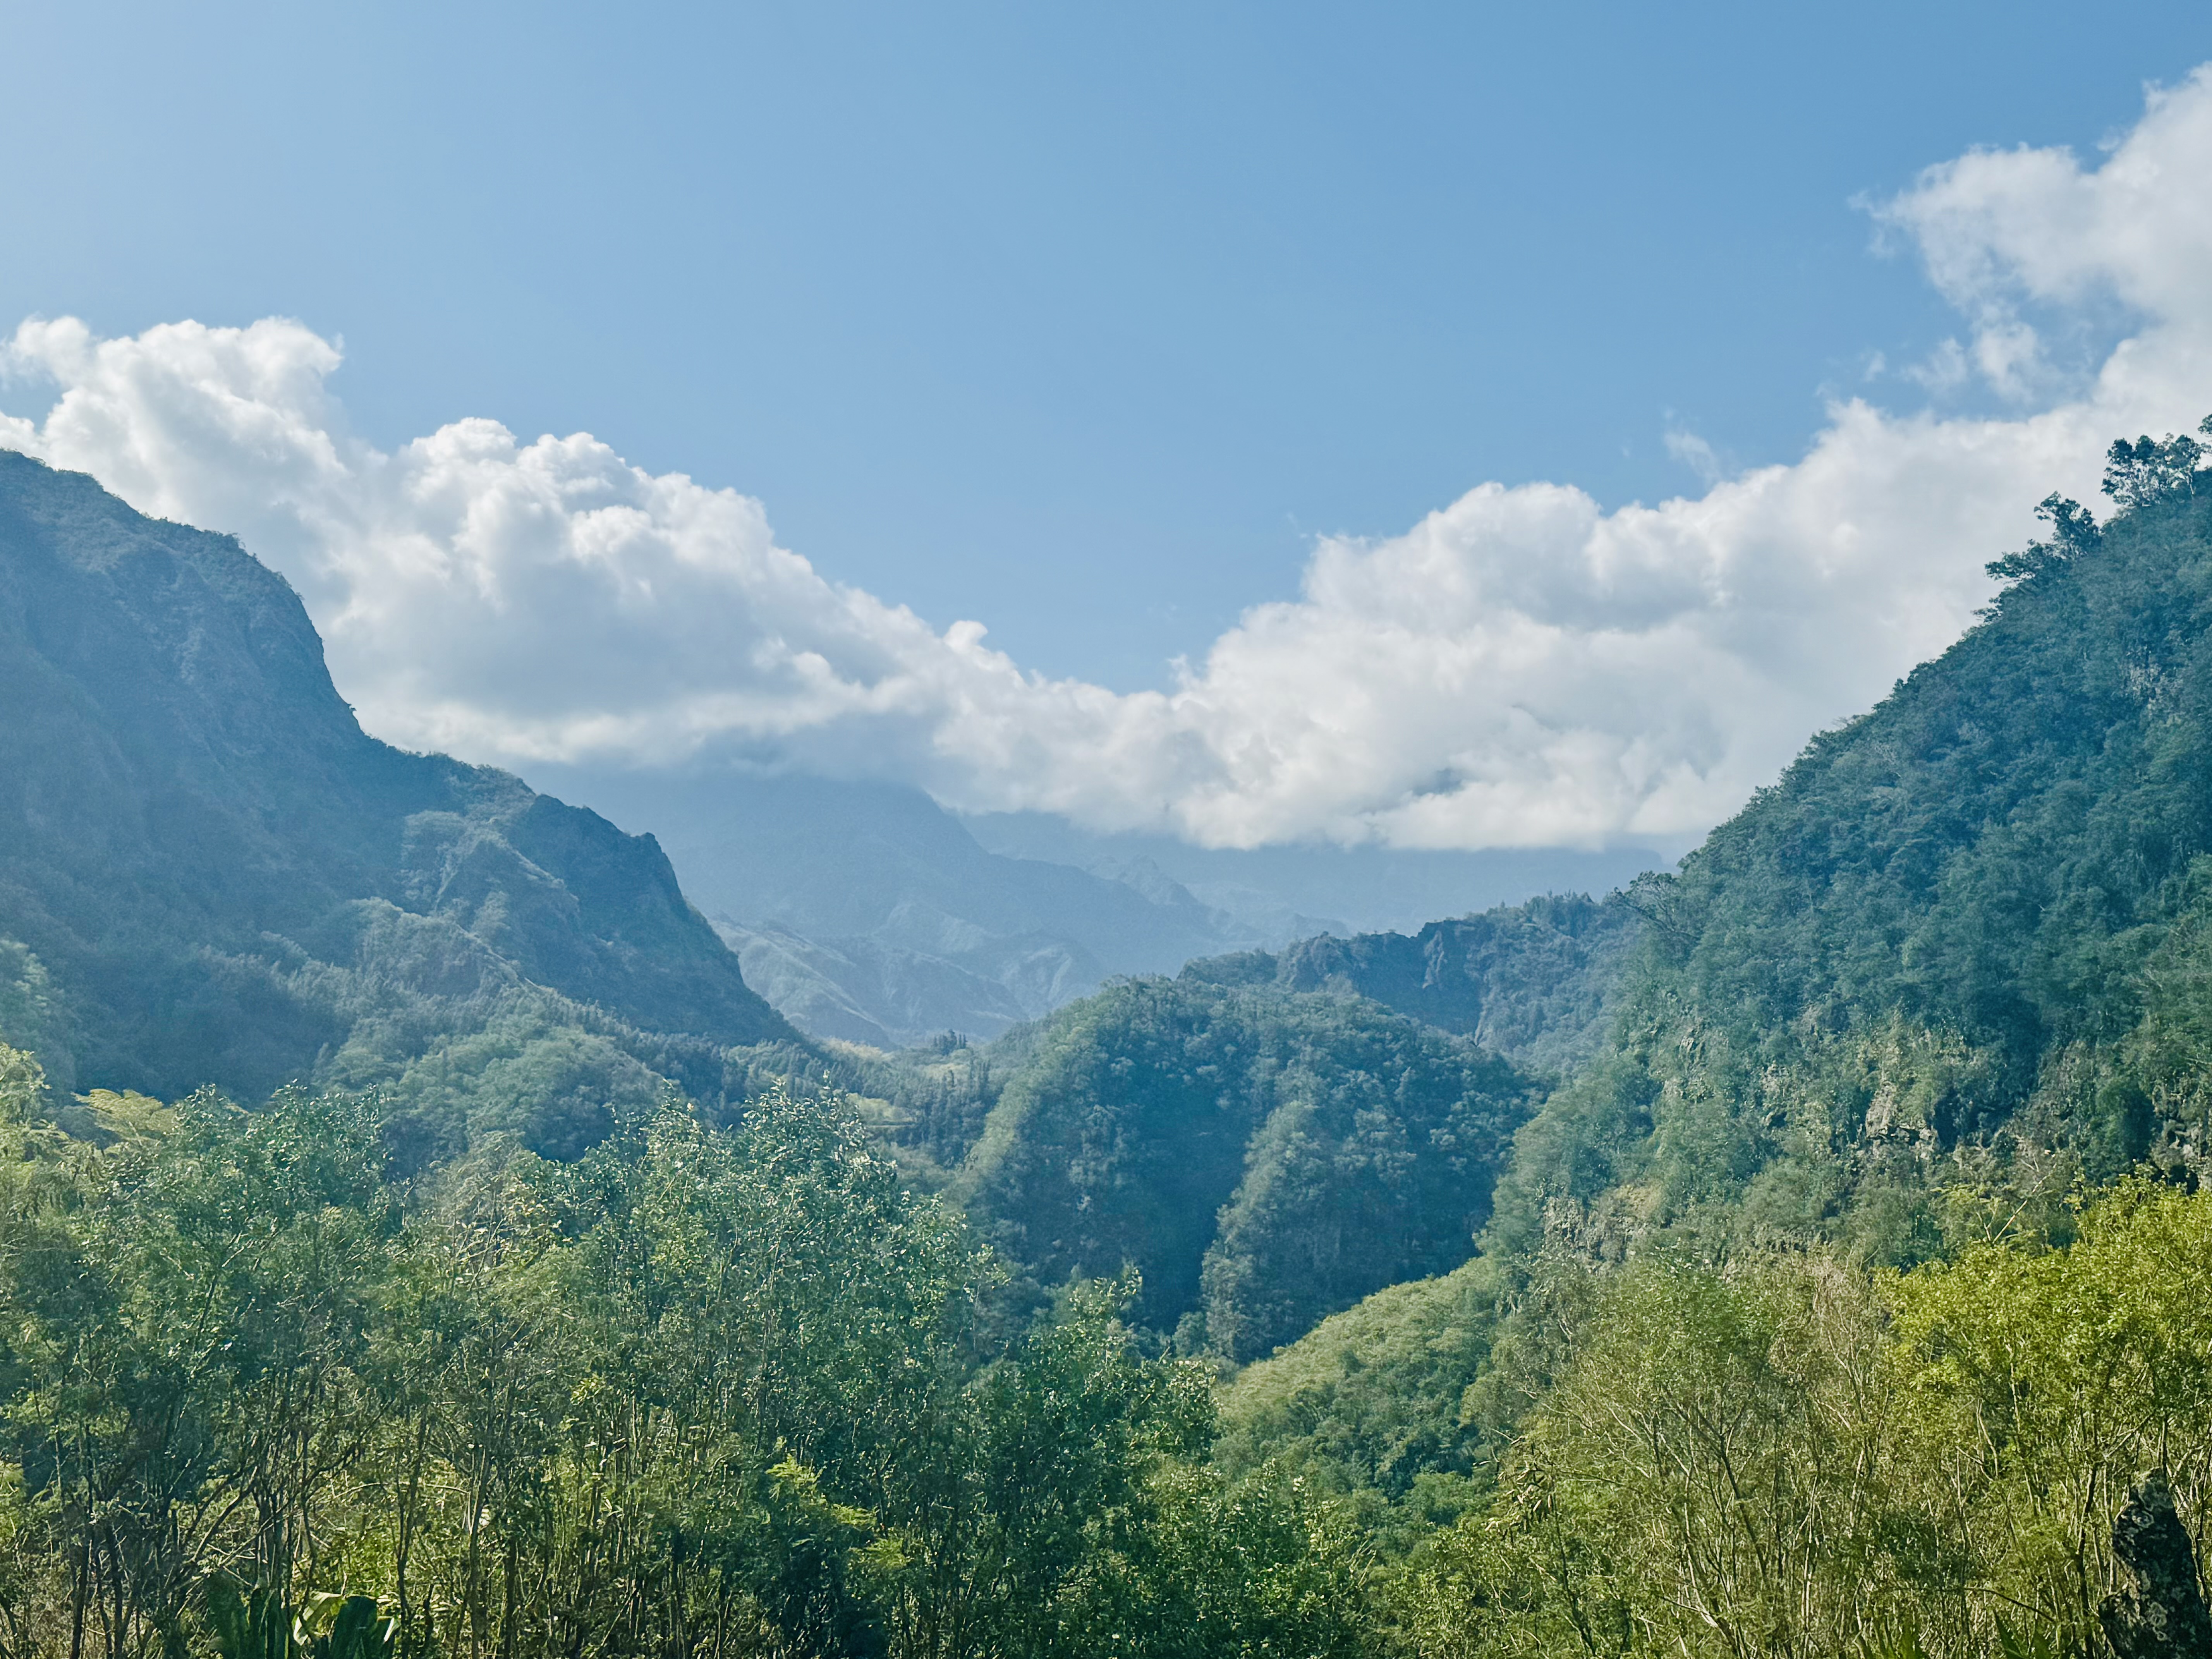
8;69;2212;850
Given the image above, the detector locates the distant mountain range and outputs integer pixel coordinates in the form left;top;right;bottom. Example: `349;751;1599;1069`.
1178;890;1642;1077
0;445;1651;1104
520;777;1665;1050
516;768;1305;1048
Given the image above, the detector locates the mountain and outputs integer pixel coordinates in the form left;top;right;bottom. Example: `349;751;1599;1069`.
1219;446;2212;1514
1180;890;1642;1076
925;888;1632;1363
527;766;1324;1048
5;430;2208;1659
1480;465;2212;1262
0;451;797;1146
526;772;1674;1054
961;811;1671;938
949;974;1537;1361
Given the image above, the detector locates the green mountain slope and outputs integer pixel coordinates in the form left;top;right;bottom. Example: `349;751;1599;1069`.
0;452;795;1132
1487;465;2212;1259
1182;891;1642;1077
1223;441;2212;1513
954;976;1535;1361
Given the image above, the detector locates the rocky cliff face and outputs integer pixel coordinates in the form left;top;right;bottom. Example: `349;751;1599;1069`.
0;451;792;1107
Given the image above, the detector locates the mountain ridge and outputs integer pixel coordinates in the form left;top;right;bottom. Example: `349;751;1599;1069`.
0;450;796;1122
530;765;1320;1047
1219;444;2212;1532
1178;890;1642;1076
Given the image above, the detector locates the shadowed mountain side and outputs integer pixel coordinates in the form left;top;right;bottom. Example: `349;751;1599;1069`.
0;452;793;1109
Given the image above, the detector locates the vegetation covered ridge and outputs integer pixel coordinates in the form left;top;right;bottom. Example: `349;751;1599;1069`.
0;448;802;1148
1176;890;1640;1079
1490;422;2212;1267
950;976;1538;1362
1214;419;2212;1651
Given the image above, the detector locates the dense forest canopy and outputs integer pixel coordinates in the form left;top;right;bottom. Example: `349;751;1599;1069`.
0;1046;2207;1657
0;1050;1367;1657
6;427;2212;1654
1480;428;2212;1270
951;977;1535;1361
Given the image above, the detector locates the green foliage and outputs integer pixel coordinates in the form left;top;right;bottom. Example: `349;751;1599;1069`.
957;977;1535;1359
1055;1460;1377;1659
0;941;70;1098
1228;426;2212;1632
1396;1182;2212;1659
1182;892;1642;1078
205;1581;395;1659
1214;1259;1507;1512
204;1580;290;1659
0;1051;1364;1657
1464;431;2212;1267
1983;492;2100;595
2100;420;2209;510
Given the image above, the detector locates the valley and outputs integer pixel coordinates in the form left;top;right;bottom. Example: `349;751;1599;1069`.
3;434;2211;1656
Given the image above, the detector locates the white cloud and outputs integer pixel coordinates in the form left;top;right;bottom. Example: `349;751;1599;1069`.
1661;425;1726;488
7;69;2212;850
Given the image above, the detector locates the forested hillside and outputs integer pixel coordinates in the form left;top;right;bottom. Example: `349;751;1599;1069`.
1491;445;2212;1263
953;977;1535;1361
1211;431;2212;1654
7;431;2212;1657
0;453;802;1148
903;893;1632;1367
1182;891;1640;1076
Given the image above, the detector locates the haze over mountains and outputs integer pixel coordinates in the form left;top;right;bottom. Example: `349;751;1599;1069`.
523;767;1315;1049
531;763;1662;1047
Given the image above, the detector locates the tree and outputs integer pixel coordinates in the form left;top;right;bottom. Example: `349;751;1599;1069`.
2100;424;2209;511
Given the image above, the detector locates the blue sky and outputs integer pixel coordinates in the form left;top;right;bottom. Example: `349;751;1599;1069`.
8;4;2212;852
6;1;2206;686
